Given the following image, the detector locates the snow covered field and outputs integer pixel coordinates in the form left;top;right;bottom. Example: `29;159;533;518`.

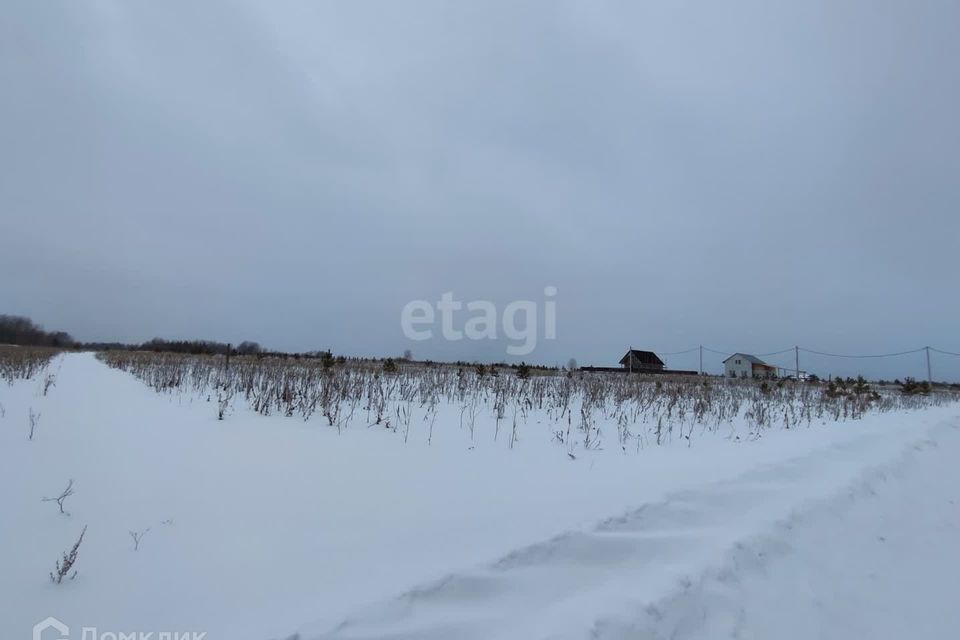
2;352;958;640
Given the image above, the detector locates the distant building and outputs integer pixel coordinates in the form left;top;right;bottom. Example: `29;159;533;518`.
619;349;665;372
723;353;777;378
579;349;695;375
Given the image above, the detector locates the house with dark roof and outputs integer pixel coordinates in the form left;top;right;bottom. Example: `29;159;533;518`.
619;349;665;372
723;353;777;379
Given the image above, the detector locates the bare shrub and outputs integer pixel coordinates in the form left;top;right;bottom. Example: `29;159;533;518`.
42;479;75;515
42;371;57;396
28;409;39;440
50;525;87;584
129;527;150;551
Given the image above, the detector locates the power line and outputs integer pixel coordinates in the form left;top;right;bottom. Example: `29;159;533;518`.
655;346;701;356
654;345;960;360
798;347;926;359
701;346;733;356
649;344;959;383
931;347;960;357
697;346;795;358
755;347;796;357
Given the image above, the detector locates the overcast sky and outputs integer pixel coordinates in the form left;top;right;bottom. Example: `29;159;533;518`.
2;1;958;379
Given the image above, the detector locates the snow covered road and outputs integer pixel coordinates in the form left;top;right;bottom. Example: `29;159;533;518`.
662;429;960;640
309;419;960;639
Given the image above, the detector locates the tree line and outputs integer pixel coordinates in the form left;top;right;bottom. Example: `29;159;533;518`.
0;315;75;348
0;315;268;356
2;314;563;372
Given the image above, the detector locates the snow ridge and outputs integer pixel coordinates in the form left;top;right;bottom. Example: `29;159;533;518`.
306;421;960;640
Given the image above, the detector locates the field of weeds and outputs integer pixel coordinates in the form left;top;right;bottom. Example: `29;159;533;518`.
0;345;61;385
96;351;955;453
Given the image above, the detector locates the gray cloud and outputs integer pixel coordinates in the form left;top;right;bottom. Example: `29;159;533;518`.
2;0;958;380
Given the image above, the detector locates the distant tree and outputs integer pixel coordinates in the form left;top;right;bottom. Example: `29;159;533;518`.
139;337;228;355
142;338;166;353
320;350;336;369
900;377;931;396
236;341;262;356
567;358;578;371
516;362;531;380
0;315;74;348
383;358;398;373
50;332;73;348
402;349;413;361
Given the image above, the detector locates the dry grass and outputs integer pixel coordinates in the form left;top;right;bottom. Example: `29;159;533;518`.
0;346;61;384
97;351;957;451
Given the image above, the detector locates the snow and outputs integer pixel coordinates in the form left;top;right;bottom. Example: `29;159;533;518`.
1;353;958;640
664;431;960;640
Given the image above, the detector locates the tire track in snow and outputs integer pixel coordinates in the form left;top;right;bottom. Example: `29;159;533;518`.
588;430;958;639
294;419;960;640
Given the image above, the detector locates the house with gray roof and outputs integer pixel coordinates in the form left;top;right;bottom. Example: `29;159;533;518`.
723;353;777;379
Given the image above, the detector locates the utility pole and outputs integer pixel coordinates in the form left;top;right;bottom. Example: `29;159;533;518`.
699;344;703;376
926;346;932;385
795;346;800;379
